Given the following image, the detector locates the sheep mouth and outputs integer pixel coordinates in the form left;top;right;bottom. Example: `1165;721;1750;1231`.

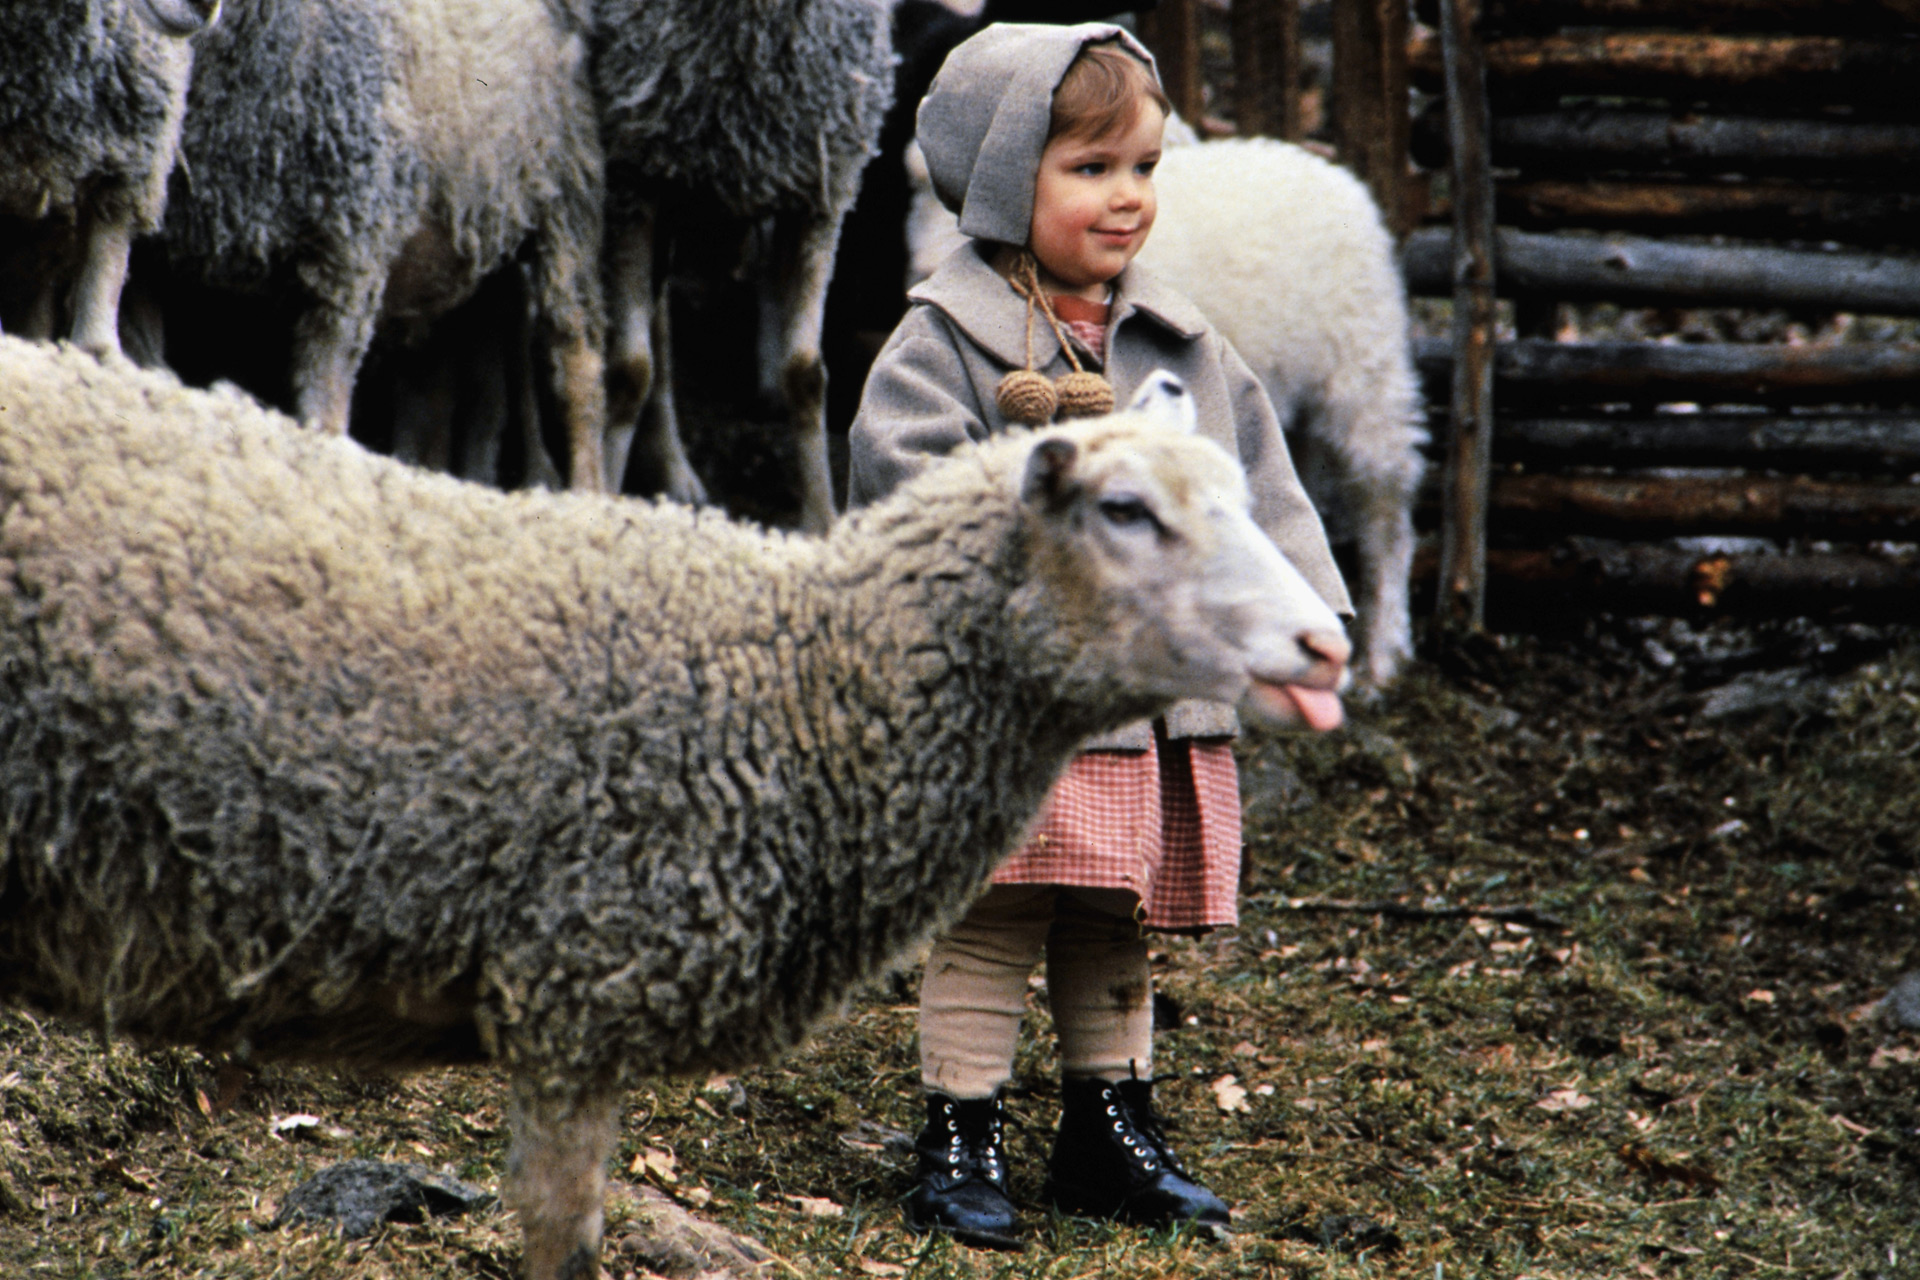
1243;678;1344;732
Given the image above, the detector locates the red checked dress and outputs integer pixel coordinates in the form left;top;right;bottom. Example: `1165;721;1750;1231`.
988;293;1245;931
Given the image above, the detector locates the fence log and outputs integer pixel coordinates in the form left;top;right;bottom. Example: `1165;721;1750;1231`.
1232;0;1303;140
1333;0;1413;237
1475;543;1920;615
1409;31;1920;105
1488;180;1920;244
1402;227;1920;314
1489;473;1920;537
1416;338;1920;407
1138;0;1204;126
1423;0;1920;34
1411;106;1920;177
1490;413;1920;471
1437;0;1498;632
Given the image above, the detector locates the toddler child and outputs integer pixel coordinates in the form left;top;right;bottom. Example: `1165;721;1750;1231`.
846;21;1351;1249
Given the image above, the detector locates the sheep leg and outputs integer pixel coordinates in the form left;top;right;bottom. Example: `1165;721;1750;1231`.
604;217;704;503
19;278;58;340
506;1081;620;1280
69;214;133;358
291;284;382;437
766;212;845;535
528;224;610;493
1352;482;1418;686
507;262;564;490
602;217;653;494
389;344;457;473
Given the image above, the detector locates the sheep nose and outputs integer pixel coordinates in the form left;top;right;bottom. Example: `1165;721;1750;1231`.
1296;628;1351;687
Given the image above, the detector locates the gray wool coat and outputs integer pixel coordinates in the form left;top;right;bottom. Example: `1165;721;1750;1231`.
847;20;1350;751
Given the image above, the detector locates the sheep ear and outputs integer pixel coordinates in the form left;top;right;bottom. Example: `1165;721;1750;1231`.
1021;436;1080;508
1128;371;1197;434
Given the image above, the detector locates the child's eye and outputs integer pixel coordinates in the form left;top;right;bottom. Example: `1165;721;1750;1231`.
1136;160;1158;177
1076;162;1107;176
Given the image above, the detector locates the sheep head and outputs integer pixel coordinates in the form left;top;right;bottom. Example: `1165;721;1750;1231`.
1019;372;1350;733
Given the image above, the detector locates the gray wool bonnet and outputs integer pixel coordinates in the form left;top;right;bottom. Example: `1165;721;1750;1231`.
916;22;1161;247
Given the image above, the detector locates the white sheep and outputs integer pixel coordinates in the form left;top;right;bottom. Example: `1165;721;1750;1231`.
159;0;611;489
593;0;897;529
0;0;219;356
0;337;1348;1280
908;130;1428;684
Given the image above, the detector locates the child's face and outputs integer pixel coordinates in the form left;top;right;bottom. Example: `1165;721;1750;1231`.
1029;102;1164;302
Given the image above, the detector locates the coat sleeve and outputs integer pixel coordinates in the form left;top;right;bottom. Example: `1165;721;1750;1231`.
1219;335;1355;617
846;307;994;509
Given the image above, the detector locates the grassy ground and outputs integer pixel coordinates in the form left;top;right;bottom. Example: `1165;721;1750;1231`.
2;620;1915;1279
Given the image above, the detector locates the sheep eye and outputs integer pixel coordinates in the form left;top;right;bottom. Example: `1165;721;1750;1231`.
1099;496;1156;529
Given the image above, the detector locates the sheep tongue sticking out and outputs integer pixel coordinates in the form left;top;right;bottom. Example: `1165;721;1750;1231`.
1246;680;1345;732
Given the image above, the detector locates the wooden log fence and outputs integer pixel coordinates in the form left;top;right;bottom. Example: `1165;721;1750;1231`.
1402;227;1920;315
1407;0;1920;624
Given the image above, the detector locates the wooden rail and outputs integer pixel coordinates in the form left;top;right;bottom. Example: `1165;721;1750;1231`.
1416;339;1920;407
1409;31;1920;106
1403;227;1920;314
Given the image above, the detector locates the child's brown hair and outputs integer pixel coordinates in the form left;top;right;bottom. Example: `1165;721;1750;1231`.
1048;41;1171;145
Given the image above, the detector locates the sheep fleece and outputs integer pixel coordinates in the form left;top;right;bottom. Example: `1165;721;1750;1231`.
0;339;1116;1095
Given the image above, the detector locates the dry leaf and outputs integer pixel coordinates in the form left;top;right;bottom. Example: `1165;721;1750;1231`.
856;1260;906;1277
1744;989;1775;1005
1535;1089;1595;1112
702;1075;735;1095
783;1193;844;1218
1212;1074;1251;1113
630;1146;678;1183
1869;1045;1919;1069
1830;1113;1873;1137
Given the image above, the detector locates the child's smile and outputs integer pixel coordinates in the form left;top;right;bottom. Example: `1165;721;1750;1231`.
1029;105;1164;302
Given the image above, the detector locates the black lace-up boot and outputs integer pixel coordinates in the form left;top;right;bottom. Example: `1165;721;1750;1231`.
1046;1075;1231;1229
906;1091;1022;1250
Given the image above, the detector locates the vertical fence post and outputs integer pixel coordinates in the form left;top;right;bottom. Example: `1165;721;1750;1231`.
1332;0;1412;236
1138;0;1205;127
1437;0;1496;633
1231;0;1303;140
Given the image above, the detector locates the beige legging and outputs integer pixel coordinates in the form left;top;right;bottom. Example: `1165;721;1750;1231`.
919;884;1153;1099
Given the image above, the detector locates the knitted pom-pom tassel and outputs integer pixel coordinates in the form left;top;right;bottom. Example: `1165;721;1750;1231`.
996;368;1058;425
1054;370;1115;419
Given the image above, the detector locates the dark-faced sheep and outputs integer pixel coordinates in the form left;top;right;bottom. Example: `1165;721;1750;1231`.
592;0;897;529
0;337;1347;1278
159;0;611;488
0;0;220;356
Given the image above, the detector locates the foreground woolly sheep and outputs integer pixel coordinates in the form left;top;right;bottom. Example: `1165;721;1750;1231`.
910;133;1428;684
0;338;1348;1279
162;0;610;488
593;0;896;528
0;0;219;356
